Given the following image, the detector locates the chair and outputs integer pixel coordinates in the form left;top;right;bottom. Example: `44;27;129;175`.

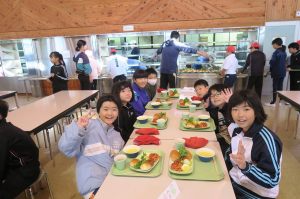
24;169;54;199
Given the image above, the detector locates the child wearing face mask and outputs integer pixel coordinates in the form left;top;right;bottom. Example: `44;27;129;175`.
131;70;150;116
226;90;282;199
145;68;158;100
112;80;137;142
58;95;124;198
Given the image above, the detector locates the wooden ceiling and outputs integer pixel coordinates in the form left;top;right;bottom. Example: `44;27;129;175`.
0;0;296;40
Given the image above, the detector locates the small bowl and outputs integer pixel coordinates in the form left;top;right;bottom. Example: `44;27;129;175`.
191;100;202;107
161;102;169;107
123;145;141;158
196;148;215;162
137;116;148;124
198;114;210;122
151;102;161;108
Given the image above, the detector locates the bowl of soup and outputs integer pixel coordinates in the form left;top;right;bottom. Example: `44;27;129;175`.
196;148;215;162
123;145;141;158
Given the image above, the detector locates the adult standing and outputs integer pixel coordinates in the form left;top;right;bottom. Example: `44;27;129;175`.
287;42;300;90
85;50;102;90
106;48;128;83
0;100;40;198
220;46;239;88
73;40;92;90
156;31;204;89
266;38;287;106
242;42;266;98
130;41;140;60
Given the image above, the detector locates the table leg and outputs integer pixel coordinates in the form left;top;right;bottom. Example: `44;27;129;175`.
46;129;53;160
272;93;280;132
23;79;29;101
14;93;20;108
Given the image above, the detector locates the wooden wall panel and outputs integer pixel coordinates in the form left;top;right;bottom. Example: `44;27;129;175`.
0;0;266;40
266;0;300;21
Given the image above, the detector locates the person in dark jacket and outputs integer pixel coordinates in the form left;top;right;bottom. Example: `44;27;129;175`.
242;42;266;98
49;51;68;93
266;38;287;106
156;31;204;89
130;70;150;116
73;40;92;90
207;84;232;156
145;68;158;100
287;42;300;90
112;81;137;142
226;90;282;198
0;100;40;199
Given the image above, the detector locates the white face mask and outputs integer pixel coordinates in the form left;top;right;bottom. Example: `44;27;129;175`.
148;78;157;86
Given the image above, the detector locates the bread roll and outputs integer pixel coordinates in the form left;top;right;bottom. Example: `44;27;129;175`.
140;160;152;170
170;150;180;161
130;159;139;167
185;150;192;160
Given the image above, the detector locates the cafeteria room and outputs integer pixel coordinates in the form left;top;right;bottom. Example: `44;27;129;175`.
0;1;300;198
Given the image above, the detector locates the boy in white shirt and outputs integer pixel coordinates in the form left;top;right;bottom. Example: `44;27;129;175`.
106;48;128;83
221;46;239;88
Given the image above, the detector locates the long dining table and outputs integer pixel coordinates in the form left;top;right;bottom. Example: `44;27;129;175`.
7;90;99;159
0;90;20;108
95;88;235;199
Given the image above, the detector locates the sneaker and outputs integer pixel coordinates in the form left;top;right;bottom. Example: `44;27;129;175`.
264;102;275;107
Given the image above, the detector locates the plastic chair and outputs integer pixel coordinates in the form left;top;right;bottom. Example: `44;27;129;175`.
24;169;54;199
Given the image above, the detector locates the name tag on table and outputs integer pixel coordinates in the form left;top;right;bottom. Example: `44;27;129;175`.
158;180;180;199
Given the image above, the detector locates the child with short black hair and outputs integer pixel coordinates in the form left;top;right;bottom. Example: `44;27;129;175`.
227;90;282;199
59;95;124;198
111;80;137;142
207;84;232;155
287;42;300;90
131;70;150;116
145;68;158;100
194;79;209;98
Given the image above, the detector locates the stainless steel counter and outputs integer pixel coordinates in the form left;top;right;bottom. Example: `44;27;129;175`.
177;73;248;90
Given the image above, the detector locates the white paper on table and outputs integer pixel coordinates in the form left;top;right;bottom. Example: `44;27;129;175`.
157;180;180;199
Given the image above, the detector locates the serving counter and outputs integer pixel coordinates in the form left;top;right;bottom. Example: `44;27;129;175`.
177;73;248;91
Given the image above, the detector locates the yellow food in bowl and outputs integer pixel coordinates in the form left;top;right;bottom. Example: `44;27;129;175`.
197;151;214;157
125;148;139;154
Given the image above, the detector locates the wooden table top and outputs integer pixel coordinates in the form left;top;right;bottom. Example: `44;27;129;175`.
7;90;98;133
0;91;17;99
96;140;235;199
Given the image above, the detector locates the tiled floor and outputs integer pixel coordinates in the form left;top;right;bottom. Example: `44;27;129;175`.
4;95;300;199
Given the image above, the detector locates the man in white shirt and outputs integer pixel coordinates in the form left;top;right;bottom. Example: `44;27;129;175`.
220;46;238;88
106;48;128;83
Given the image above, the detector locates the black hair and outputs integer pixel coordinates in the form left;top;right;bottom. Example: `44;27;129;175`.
96;95;120;114
208;84;228;96
272;38;283;46
170;31;180;39
145;68;158;77
49;51;66;66
133;69;148;79
111;80;134;104
227;90;267;124
0;100;9;119
75;40;87;51
194;79;209;88
288;42;300;50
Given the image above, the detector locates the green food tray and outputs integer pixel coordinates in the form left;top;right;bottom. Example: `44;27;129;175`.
176;104;204;110
169;155;224;181
145;102;172;110
134;118;168;130
111;149;164;178
179;118;216;132
168;94;179;98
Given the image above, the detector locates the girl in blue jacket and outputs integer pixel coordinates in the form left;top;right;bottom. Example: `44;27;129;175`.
58;95;124;198
131;70;150;116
